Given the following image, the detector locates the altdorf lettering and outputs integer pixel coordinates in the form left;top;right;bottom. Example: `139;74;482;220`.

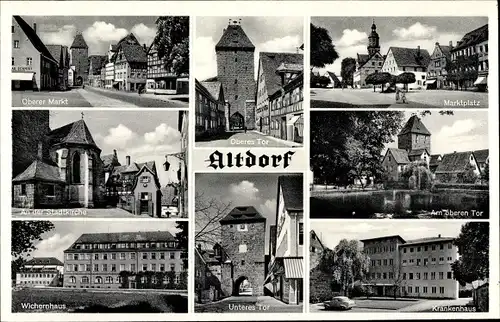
207;150;295;169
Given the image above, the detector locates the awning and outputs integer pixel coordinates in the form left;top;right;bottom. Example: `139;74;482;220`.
426;79;436;85
12;72;34;81
287;115;301;126
474;77;487;85
284;258;303;279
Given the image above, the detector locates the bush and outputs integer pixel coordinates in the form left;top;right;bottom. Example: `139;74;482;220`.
350;284;366;297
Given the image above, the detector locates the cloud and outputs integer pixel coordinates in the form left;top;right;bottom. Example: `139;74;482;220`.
102;124;137;149
83;21;129;45
258;198;277;220
259;35;302;53
40;24;76;47
337;29;368;47
393;22;437;40
144;123;180;145
33;233;76;260
229;180;259;200
437;119;478;138
131;23;157;46
195;36;217;80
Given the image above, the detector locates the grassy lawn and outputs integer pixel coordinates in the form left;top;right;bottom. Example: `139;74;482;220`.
353;298;421;310
12;288;187;313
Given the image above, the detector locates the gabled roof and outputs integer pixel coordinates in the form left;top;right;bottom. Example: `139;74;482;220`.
408;148;429;157
276;62;303;73
12;160;64;183
131;163;161;191
259;52;303;97
69;231;176;246
101;151;120;171
389;47;431;68
89;55;107;73
46;45;62;65
385;148;410;164
435;151;476;174
70;33;88;49
398;115;431;136
278;174;303;211
25;257;63;266
357;53;369;65
220;206;266;224
429;154;442;166
13;16;57;64
437;44;453;58
200;81;223;101
451;24;488;52
473;149;489;164
119;43;147;63
310;230;326;251
215;24;254;50
327;71;340;83
49;119;99;150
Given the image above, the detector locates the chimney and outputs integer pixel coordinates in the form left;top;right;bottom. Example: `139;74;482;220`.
126;155;131;166
435;42;439;46
417;45;421;57
449;41;453;48
33;23;37;34
438;234;441;238
37;141;43;159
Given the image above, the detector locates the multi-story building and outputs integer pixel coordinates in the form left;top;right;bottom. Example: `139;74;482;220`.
256;52;303;140
46;45;70;91
113;42;148;91
381;46;431;90
177;110;189;218
16;257;63;287
353;21;385;88
63;231;186;289
88;55;107;87
361;234;459;299
195;245;224;303
12;16;59;91
426;42;453;89
195;79;226;138
215;20;256;131
265;175;304;305
146;43;189;95
104;44;117;89
449;24;488;91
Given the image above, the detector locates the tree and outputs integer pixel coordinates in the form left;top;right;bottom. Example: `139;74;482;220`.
310;23;338;68
340;58;356;88
452;222;489;286
195;192;232;247
481;162;489;183
396;72;416;91
460;163;478;184
154;16;189;76
310;74;330;88
401;161;433;190
365;72;378;92
176;221;188;269
311;111;405;187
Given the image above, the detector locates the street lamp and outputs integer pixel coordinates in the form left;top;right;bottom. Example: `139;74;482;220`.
164;152;187;218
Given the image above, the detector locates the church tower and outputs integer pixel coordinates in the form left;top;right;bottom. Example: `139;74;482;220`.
367;20;381;56
215;19;255;131
397;115;432;154
219;206;266;296
70;33;89;85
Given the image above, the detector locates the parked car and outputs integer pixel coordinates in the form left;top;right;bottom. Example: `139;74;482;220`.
323;296;356;310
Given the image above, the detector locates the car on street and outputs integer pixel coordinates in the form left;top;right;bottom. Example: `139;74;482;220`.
323;296;356;310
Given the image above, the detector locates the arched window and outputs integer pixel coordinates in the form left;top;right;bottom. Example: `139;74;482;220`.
72;152;81;183
105;276;113;284
69;276;76;284
95;276;103;284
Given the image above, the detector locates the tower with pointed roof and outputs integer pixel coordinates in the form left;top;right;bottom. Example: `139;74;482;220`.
397;115;431;154
219;206;266;296
367;20;381;56
70;33;89;85
215;19;256;131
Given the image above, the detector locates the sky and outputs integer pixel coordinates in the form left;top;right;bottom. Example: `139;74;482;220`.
195;16;304;81
384;110;489;155
311;221;466;251
20;16;159;55
195;173;302;254
311;16;488;75
49;110;182;185
24;221;181;262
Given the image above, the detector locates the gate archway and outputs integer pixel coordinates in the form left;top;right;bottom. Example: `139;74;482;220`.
234;276;253;296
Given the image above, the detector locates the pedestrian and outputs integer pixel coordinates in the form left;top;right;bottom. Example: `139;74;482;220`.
401;89;408;104
244;126;247;133
395;87;400;103
138;85;142;96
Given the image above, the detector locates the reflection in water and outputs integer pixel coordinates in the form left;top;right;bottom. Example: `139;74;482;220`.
310;190;489;219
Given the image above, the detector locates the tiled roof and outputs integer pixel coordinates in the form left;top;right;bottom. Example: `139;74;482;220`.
259;52;303;97
401;237;454;246
70;33;88;49
429;154;442;166
473;149;489;164
357;53;369;65
72;231;176;244
202;76;218;82
386;148;410;164
398;115;431;136
25;257;63;266
408;148;429;157
389;47;431;68
101;152;120;170
220;206;266;224
310;230;326;251
452;24;488;52
111;161;156;176
200;81;222;101
89;55;107;74
438;44;453;58
278;174;303;211
49;119;99;150
12;160;64;183
13;16;57;64
121;43;147;63
435;152;475;174
46;45;62;64
327;71;340;83
215;24;254;50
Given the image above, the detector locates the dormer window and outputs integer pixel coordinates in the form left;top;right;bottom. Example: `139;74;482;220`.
237;224;248;231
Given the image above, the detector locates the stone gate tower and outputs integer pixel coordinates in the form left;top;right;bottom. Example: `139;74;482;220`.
397;115;432;154
70;33;89;85
219;206;266;296
215;19;255;131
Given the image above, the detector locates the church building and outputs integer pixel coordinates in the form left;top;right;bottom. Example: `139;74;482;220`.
353;21;385;88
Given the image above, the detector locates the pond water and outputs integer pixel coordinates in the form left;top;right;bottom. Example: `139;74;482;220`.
310;189;489;219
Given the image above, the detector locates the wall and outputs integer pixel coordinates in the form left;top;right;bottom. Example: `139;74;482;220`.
70;47;89;84
133;169;160;217
12;17;42;90
256;62;269;134
13;183;35;208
